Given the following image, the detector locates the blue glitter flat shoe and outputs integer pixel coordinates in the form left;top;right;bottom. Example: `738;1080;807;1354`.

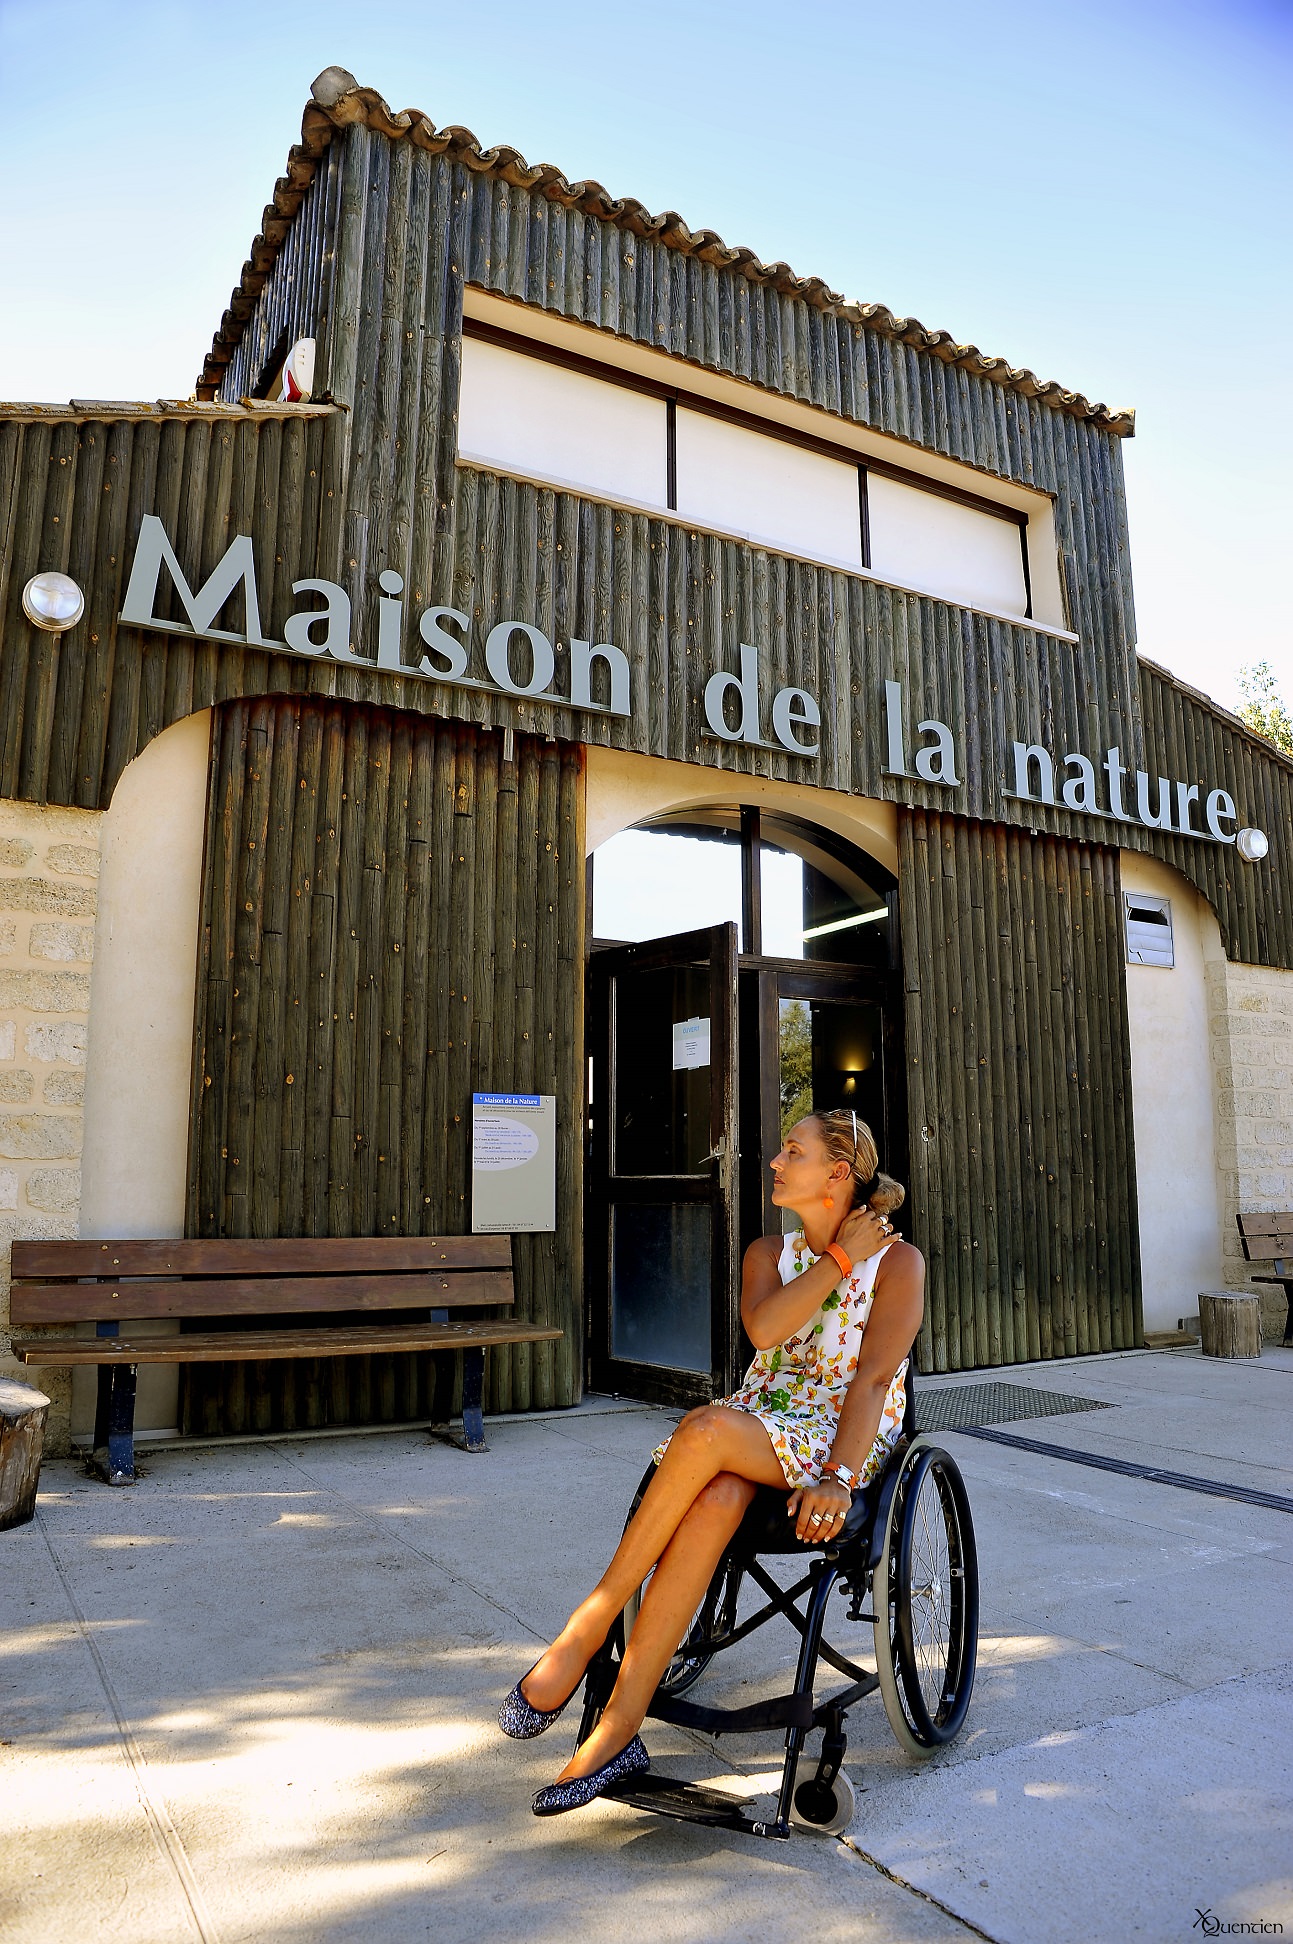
498;1663;583;1740
531;1734;649;1816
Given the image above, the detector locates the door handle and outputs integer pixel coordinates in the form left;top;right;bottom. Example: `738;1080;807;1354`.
704;1138;727;1164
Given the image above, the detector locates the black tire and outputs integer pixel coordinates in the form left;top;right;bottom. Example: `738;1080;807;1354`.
873;1438;978;1757
790;1770;856;1836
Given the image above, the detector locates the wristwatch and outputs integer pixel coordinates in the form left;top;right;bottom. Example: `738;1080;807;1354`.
822;1458;861;1491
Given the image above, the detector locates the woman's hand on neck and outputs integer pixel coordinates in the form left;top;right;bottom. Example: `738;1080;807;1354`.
798;1199;893;1264
798;1197;848;1257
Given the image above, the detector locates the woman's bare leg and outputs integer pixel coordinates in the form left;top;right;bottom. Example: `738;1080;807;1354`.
554;1471;757;1780
522;1407;786;1712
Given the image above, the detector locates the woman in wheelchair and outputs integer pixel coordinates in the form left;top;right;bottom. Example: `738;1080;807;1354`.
500;1107;926;1818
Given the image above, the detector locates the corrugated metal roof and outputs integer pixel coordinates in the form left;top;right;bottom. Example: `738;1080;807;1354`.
198;68;1135;436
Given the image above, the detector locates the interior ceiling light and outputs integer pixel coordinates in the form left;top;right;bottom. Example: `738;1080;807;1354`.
1236;827;1269;864
801;908;887;940
22;571;84;633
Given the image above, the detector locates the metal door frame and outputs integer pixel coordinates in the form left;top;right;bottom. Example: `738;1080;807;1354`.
585;923;740;1407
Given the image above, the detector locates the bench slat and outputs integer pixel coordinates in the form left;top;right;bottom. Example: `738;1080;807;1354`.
12;1320;562;1365
10;1270;513;1325
9;1235;512;1277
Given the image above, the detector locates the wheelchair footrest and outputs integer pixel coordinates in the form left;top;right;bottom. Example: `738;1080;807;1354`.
602;1772;790;1839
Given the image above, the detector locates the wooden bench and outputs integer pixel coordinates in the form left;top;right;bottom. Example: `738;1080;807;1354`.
1235;1213;1293;1346
9;1235;561;1483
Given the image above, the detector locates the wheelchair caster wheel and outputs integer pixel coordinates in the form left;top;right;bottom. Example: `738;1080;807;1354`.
790;1771;856;1836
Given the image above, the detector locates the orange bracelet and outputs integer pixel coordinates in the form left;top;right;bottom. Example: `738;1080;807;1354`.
823;1242;852;1282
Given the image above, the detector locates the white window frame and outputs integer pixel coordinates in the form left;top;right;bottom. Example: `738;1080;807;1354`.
456;295;1072;638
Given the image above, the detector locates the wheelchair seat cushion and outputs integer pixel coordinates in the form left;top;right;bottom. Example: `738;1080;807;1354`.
733;1476;882;1555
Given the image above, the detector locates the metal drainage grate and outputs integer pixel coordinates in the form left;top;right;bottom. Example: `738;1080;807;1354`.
915;1381;1110;1433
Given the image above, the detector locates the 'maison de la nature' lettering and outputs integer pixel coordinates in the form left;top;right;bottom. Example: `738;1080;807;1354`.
118;515;1245;845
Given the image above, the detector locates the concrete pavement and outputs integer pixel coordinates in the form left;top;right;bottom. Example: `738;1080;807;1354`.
2;1346;1291;1944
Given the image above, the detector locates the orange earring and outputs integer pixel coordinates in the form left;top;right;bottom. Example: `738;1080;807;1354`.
822;1194;835;1209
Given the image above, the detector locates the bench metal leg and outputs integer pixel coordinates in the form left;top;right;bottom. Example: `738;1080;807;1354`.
427;1340;490;1454
92;1328;137;1486
460;1347;487;1453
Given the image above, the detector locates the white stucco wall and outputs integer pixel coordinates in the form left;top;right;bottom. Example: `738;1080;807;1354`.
673;407;865;572
1120;852;1225;1332
583;744;900;875
867;473;1028;618
459;334;668;509
74;709;211;1435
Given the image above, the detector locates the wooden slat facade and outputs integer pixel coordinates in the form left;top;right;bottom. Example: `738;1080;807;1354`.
0;405;345;807
183;696;583;1432
0;148;1288;963
1;87;1288;1405
212;150;345;404
899;808;1142;1370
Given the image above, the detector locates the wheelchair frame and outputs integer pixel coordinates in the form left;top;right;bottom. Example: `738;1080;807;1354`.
575;1383;979;1841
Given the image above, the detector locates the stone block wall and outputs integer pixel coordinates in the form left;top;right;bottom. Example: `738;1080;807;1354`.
0;799;103;1453
1206;954;1293;1338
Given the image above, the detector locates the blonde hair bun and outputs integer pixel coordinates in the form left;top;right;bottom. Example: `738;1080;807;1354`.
808;1109;906;1218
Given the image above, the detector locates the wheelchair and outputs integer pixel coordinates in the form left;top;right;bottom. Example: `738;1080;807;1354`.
575;1379;979;1840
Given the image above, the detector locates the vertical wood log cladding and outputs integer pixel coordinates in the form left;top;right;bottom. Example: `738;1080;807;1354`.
184;696;583;1434
1;127;1291;970
0;406;343;806
214;150;344;404
1133;660;1292;967
899;808;1142;1371
315;126;1142;747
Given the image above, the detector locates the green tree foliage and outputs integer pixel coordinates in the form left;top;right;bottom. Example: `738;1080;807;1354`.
779;999;814;1134
1236;661;1293;757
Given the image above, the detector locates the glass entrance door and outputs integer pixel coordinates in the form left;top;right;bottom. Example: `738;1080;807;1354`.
586;924;740;1407
778;985;886;1140
740;965;901;1249
587;811;907;1406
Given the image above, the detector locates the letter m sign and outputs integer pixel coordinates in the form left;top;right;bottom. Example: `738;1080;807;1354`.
120;514;270;645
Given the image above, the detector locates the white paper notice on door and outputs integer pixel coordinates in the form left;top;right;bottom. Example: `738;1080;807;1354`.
672;1017;711;1071
471;1093;556;1233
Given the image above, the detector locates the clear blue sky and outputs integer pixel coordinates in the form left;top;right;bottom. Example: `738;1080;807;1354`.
1;0;1289;712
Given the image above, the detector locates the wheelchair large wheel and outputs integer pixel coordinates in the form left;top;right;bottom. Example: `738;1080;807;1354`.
873;1439;978;1759
623;1554;742;1697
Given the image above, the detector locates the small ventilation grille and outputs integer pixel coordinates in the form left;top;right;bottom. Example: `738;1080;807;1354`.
915;1381;1110;1432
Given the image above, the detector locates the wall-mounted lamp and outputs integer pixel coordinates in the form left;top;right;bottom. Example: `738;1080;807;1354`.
1236;827;1269;864
22;571;84;634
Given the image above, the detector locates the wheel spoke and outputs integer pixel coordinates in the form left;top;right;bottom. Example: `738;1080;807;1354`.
877;1448;978;1755
908;1470;954;1710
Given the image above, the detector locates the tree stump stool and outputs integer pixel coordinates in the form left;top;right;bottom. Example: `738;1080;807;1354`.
1198;1292;1262;1360
0;1375;51;1530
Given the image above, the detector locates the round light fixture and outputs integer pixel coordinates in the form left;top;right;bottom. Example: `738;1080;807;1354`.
22;571;84;633
1236;827;1270;864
